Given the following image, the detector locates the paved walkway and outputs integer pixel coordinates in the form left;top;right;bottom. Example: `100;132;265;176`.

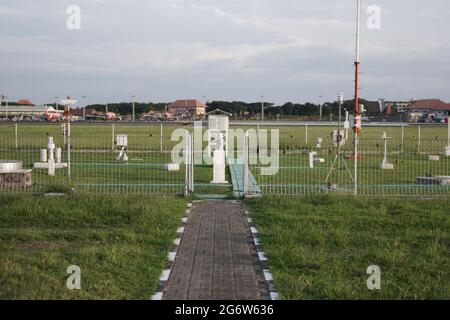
163;200;269;300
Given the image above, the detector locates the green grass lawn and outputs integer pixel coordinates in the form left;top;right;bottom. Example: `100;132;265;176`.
1;192;448;300
0;194;186;299
247;196;450;299
0;122;448;148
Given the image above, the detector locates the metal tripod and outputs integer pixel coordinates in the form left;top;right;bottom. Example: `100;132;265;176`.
325;95;354;187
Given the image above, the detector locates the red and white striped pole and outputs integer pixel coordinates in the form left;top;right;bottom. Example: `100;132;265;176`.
353;0;362;195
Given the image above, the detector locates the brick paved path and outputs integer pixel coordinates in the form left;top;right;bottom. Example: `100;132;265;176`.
163;200;269;300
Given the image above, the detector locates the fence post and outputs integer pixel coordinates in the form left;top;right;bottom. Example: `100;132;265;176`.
401;124;404;153
305;124;308;145
418;125;421;152
185;131;189;196
354;136;358;196
447;117;450;147
185;131;193;195
160;123;163;152
243;133;249;196
67;123;71;183
112;124;115;151
15;123;18;149
190;133;194;192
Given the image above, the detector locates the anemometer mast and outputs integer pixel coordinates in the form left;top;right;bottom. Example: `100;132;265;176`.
354;0;361;134
353;0;362;195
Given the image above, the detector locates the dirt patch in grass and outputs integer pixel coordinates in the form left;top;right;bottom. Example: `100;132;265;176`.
14;242;55;250
13;241;87;250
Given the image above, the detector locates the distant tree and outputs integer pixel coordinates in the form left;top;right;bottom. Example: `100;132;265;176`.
206;101;274;117
81;97;371;118
86;102;167;115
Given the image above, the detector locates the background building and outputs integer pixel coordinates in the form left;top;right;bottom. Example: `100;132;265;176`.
385;101;411;114
405;99;450;122
0;99;62;119
167;99;206;119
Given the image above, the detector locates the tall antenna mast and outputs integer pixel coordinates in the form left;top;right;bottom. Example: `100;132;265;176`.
353;0;362;195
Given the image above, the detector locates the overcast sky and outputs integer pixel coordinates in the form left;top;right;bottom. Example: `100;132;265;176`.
0;0;449;105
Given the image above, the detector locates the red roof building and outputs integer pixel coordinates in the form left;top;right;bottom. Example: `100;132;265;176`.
16;99;34;106
167;99;206;118
406;99;450;122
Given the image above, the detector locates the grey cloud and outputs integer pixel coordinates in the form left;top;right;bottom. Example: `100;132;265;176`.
0;0;449;105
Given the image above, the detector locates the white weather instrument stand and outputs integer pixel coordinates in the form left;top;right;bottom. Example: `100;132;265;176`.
59;97;77;180
34;136;68;176
344;110;350;130
116;134;129;162
309;151;325;169
316;138;323;149
208;113;229;158
380;132;394;170
325;93;355;188
211;133;228;184
208;111;230;184
445;119;450;156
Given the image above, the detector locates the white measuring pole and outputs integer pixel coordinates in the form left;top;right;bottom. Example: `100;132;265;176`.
353;0;362;196
243;133;249;196
67;123;71;181
190;132;194;192
160;123;163;151
184;131;194;195
185;131;189;196
445;119;450;157
447;118;450;146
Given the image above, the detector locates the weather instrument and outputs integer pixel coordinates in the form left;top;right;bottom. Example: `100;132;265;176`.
325;93;355;189
379;132;394;170
445;117;450;156
116;134;129;162
208;111;230;184
33;136;68;176
353;0;362;195
60;97;77;148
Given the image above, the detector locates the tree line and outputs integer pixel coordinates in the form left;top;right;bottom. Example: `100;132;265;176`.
86;102;167;115
83;99;376;118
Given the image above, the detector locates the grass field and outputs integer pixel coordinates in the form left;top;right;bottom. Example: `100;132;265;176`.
0;188;448;300
0;122;449;197
0;194;186;299
0;122;449;148
247;196;450;299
